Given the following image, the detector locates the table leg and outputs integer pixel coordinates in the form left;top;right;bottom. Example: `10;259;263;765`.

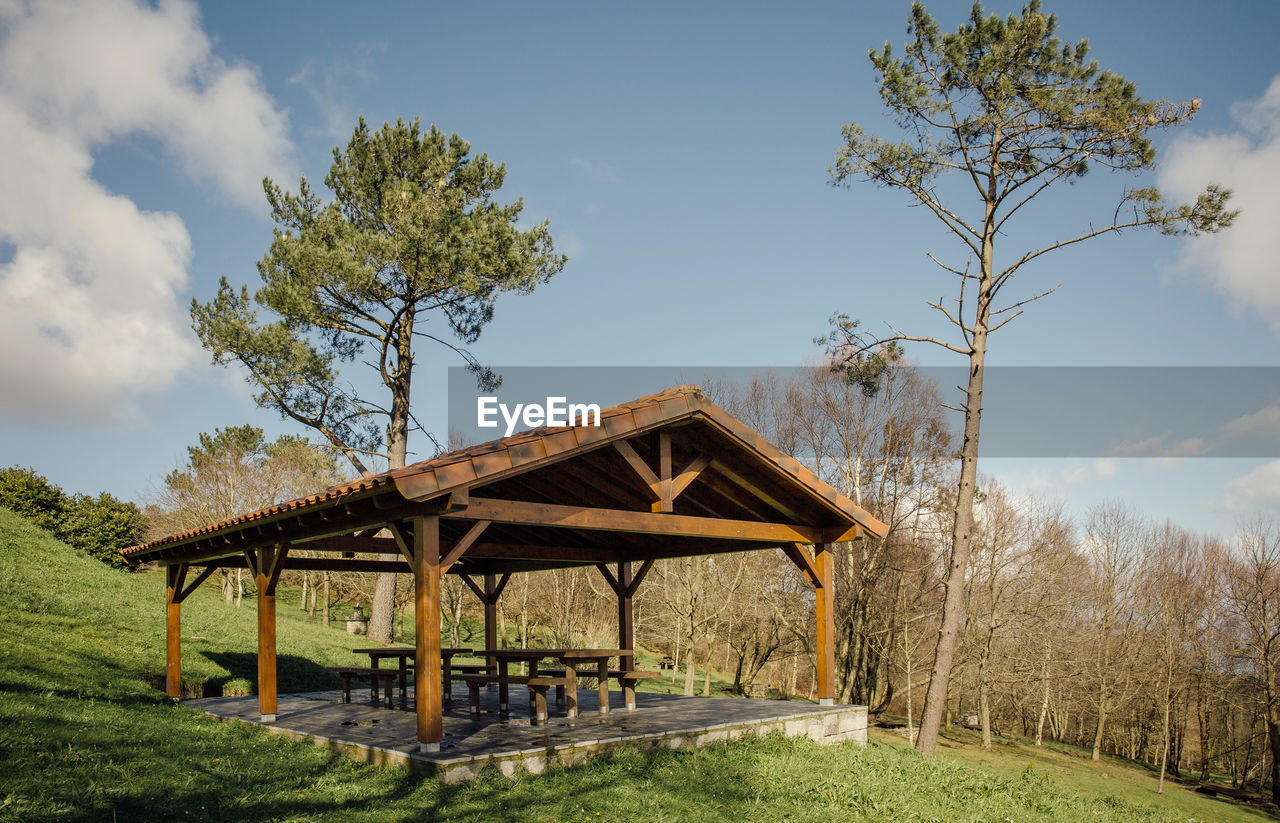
597;657;610;714
370;658;381;704
564;662;578;719
399;657;408;708
441;654;452;707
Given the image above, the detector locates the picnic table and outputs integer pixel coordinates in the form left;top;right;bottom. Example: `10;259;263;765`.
486;648;635;718
350;646;473;707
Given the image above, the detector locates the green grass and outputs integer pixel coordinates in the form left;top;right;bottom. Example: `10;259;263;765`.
0;507;1270;822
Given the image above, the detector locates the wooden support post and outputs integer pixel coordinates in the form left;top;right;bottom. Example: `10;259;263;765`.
814;543;836;705
165;564;182;699
618;561;634;671
484;573;499;680
256;546;278;721
413;515;443;752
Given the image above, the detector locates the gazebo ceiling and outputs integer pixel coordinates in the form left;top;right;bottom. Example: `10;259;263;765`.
123;385;887;574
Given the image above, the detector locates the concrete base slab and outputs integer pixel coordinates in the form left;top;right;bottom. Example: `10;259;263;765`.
188;685;867;782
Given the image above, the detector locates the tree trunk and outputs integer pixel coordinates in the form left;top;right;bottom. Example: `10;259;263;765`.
915;327;987;755
321;571;330;626
1093;703;1109;761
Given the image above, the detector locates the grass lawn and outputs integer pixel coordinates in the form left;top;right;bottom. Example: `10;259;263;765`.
0;507;1270;822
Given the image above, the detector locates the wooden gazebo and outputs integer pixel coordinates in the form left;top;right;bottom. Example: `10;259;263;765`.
123;385;886;751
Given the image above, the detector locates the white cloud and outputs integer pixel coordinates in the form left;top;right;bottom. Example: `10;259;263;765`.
1160;76;1280;332
0;0;292;425
1222;459;1280;514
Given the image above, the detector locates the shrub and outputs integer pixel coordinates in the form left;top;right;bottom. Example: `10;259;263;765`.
0;466;144;568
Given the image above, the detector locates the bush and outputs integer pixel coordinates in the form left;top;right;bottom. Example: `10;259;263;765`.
0;466;144;568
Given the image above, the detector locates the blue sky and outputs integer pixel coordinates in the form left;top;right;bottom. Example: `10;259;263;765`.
1;0;1277;538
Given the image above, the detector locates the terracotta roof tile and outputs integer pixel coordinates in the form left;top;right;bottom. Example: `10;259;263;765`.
123;384;886;559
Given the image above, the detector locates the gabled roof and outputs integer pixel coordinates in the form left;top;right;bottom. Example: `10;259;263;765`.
123;385;886;567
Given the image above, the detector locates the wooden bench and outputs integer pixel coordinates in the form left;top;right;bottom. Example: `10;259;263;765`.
441;663;492;705
538;668;659;710
327;666;400;708
454;673;569;724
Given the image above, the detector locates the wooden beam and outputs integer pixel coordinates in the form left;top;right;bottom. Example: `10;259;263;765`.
174;565;217;604
814;543;835;704
670;453;712;500
781;542;822;588
459;573;485;601
264;545;288;596
414;515;443;750
618;561;634;671
596;563;621;596
440;519;490;574
445;496;827;544
654;431;673;512
256;545;278;720
385;521;415;563
484;573;499;676
491;572;512;601
612;439;662;501
165;565;182;699
628;558;655;596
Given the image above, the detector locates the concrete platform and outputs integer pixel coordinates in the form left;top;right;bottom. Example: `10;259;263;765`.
187;684;868;782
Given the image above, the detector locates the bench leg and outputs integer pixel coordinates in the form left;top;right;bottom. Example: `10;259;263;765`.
468;681;482;716
339;672;352;704
531;686;549;725
624;681;637;710
382;673;399;709
564;668;578;719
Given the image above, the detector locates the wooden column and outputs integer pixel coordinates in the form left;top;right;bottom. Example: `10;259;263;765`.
617;561;634;671
165;564;182;698
814;542;836;705
413;514;443;751
256;546;278;721
483;573;499;676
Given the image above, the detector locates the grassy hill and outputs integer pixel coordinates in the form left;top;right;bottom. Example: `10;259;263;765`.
0;507;1269;822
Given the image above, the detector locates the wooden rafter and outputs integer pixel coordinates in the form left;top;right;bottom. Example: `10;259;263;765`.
612;439;662;502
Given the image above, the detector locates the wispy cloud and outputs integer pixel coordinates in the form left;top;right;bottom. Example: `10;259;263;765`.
1160;75;1280;332
287;44;385;140
570;156;622;184
0;0;292;426
1222;459;1280;514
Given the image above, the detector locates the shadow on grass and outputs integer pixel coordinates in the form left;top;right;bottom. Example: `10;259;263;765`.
201;651;339;696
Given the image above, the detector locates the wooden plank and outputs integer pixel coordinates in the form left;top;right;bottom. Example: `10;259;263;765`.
440;519;490;574
815;543;835;703
414;515;444;750
781;542;821;588
165;565;181;698
256;546;277;719
612;439;661;501
445;497;826;544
